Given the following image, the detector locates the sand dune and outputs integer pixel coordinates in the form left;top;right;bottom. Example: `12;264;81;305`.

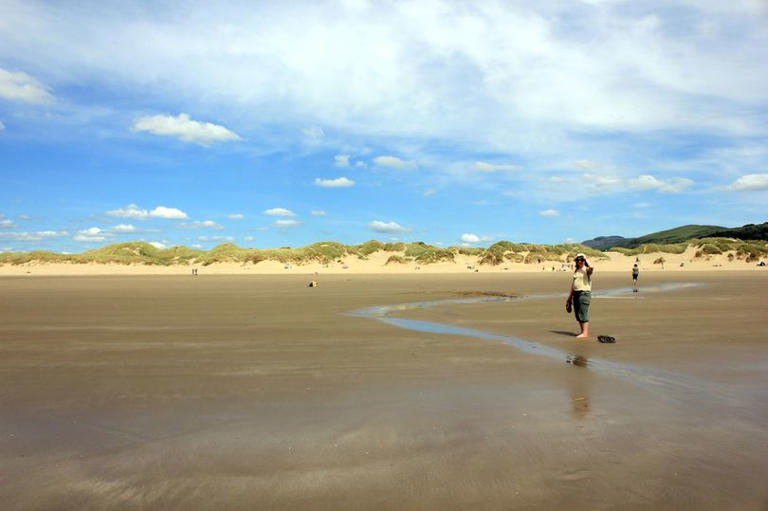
1;245;765;276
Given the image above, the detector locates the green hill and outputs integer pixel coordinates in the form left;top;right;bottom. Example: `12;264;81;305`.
708;222;768;241
611;225;726;249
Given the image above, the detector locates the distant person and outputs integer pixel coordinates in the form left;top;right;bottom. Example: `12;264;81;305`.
566;253;593;338
632;263;639;292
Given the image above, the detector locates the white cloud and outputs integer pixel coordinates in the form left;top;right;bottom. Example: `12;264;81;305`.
369;220;410;234
149;241;168;249
179;220;224;230
355;161;367;168
133;113;241;145
311;210;327;216
461;233;480;243
263;207;296;217
0;230;68;241
725;174;768;191
314;177;355;187
107;204;187;220
107;204;149;219
539;209;560;217
0;68;53;104
0;217;17;228
2;1;767;155
198;235;234;242
627;175;693;193
274;219;301;228
334;154;350;167
79;227;105;236
243;236;255;241
109;224;138;233
228;213;244;219
0;121;4;131
73;235;106;242
150;206;188;219
374;156;417;169
424;188;437;197
473;162;521;172
582;174;623;189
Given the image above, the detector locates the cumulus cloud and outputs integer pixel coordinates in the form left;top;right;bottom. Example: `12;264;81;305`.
334;154;350;167
179;220;224;230
274;219;301;228
311;210;327;216
148;241;167;249
107;204;150;219
373;156;417;169
263;208;296;217
369;220;410;234
424;188;437;197
473;162;521;172
0;68;53;103
725;174;768;191
133;113;241;145
150;206;188;219
314;177;355;187
243;235;255;241
107;204;188;220
539;209;561;217
627;175;693;193
355;161;367;168
109;224;138;233
460;233;494;243
228;213;244;219
79;227;104;236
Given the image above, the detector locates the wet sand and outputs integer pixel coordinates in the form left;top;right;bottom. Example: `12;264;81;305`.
1;272;767;510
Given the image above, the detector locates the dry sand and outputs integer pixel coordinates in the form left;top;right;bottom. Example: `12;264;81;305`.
1;272;767;510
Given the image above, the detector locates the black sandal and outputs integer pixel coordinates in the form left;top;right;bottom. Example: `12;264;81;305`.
597;335;616;343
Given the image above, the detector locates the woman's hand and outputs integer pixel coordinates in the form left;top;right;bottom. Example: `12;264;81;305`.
586;266;594;276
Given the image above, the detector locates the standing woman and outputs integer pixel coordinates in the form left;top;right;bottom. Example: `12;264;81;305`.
566;253;594;338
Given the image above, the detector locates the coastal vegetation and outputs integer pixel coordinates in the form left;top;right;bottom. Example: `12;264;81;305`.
2;237;767;267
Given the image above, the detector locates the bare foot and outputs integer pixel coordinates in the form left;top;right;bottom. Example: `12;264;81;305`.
575;334;589;338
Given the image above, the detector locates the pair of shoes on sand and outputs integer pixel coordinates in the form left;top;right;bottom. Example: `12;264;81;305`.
597;335;616;343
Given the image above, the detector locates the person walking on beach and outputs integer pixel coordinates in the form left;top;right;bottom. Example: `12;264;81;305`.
632;263;639;292
566;253;593;338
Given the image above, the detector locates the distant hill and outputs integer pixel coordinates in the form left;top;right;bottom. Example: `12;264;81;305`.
585;221;768;250
612;225;725;249
580;235;626;251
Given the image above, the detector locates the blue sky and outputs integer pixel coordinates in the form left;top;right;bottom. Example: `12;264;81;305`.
1;0;767;252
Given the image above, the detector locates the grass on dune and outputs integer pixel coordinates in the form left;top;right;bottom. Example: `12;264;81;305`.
3;237;767;267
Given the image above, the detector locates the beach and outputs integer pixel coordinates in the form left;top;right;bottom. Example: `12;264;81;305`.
1;271;767;510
